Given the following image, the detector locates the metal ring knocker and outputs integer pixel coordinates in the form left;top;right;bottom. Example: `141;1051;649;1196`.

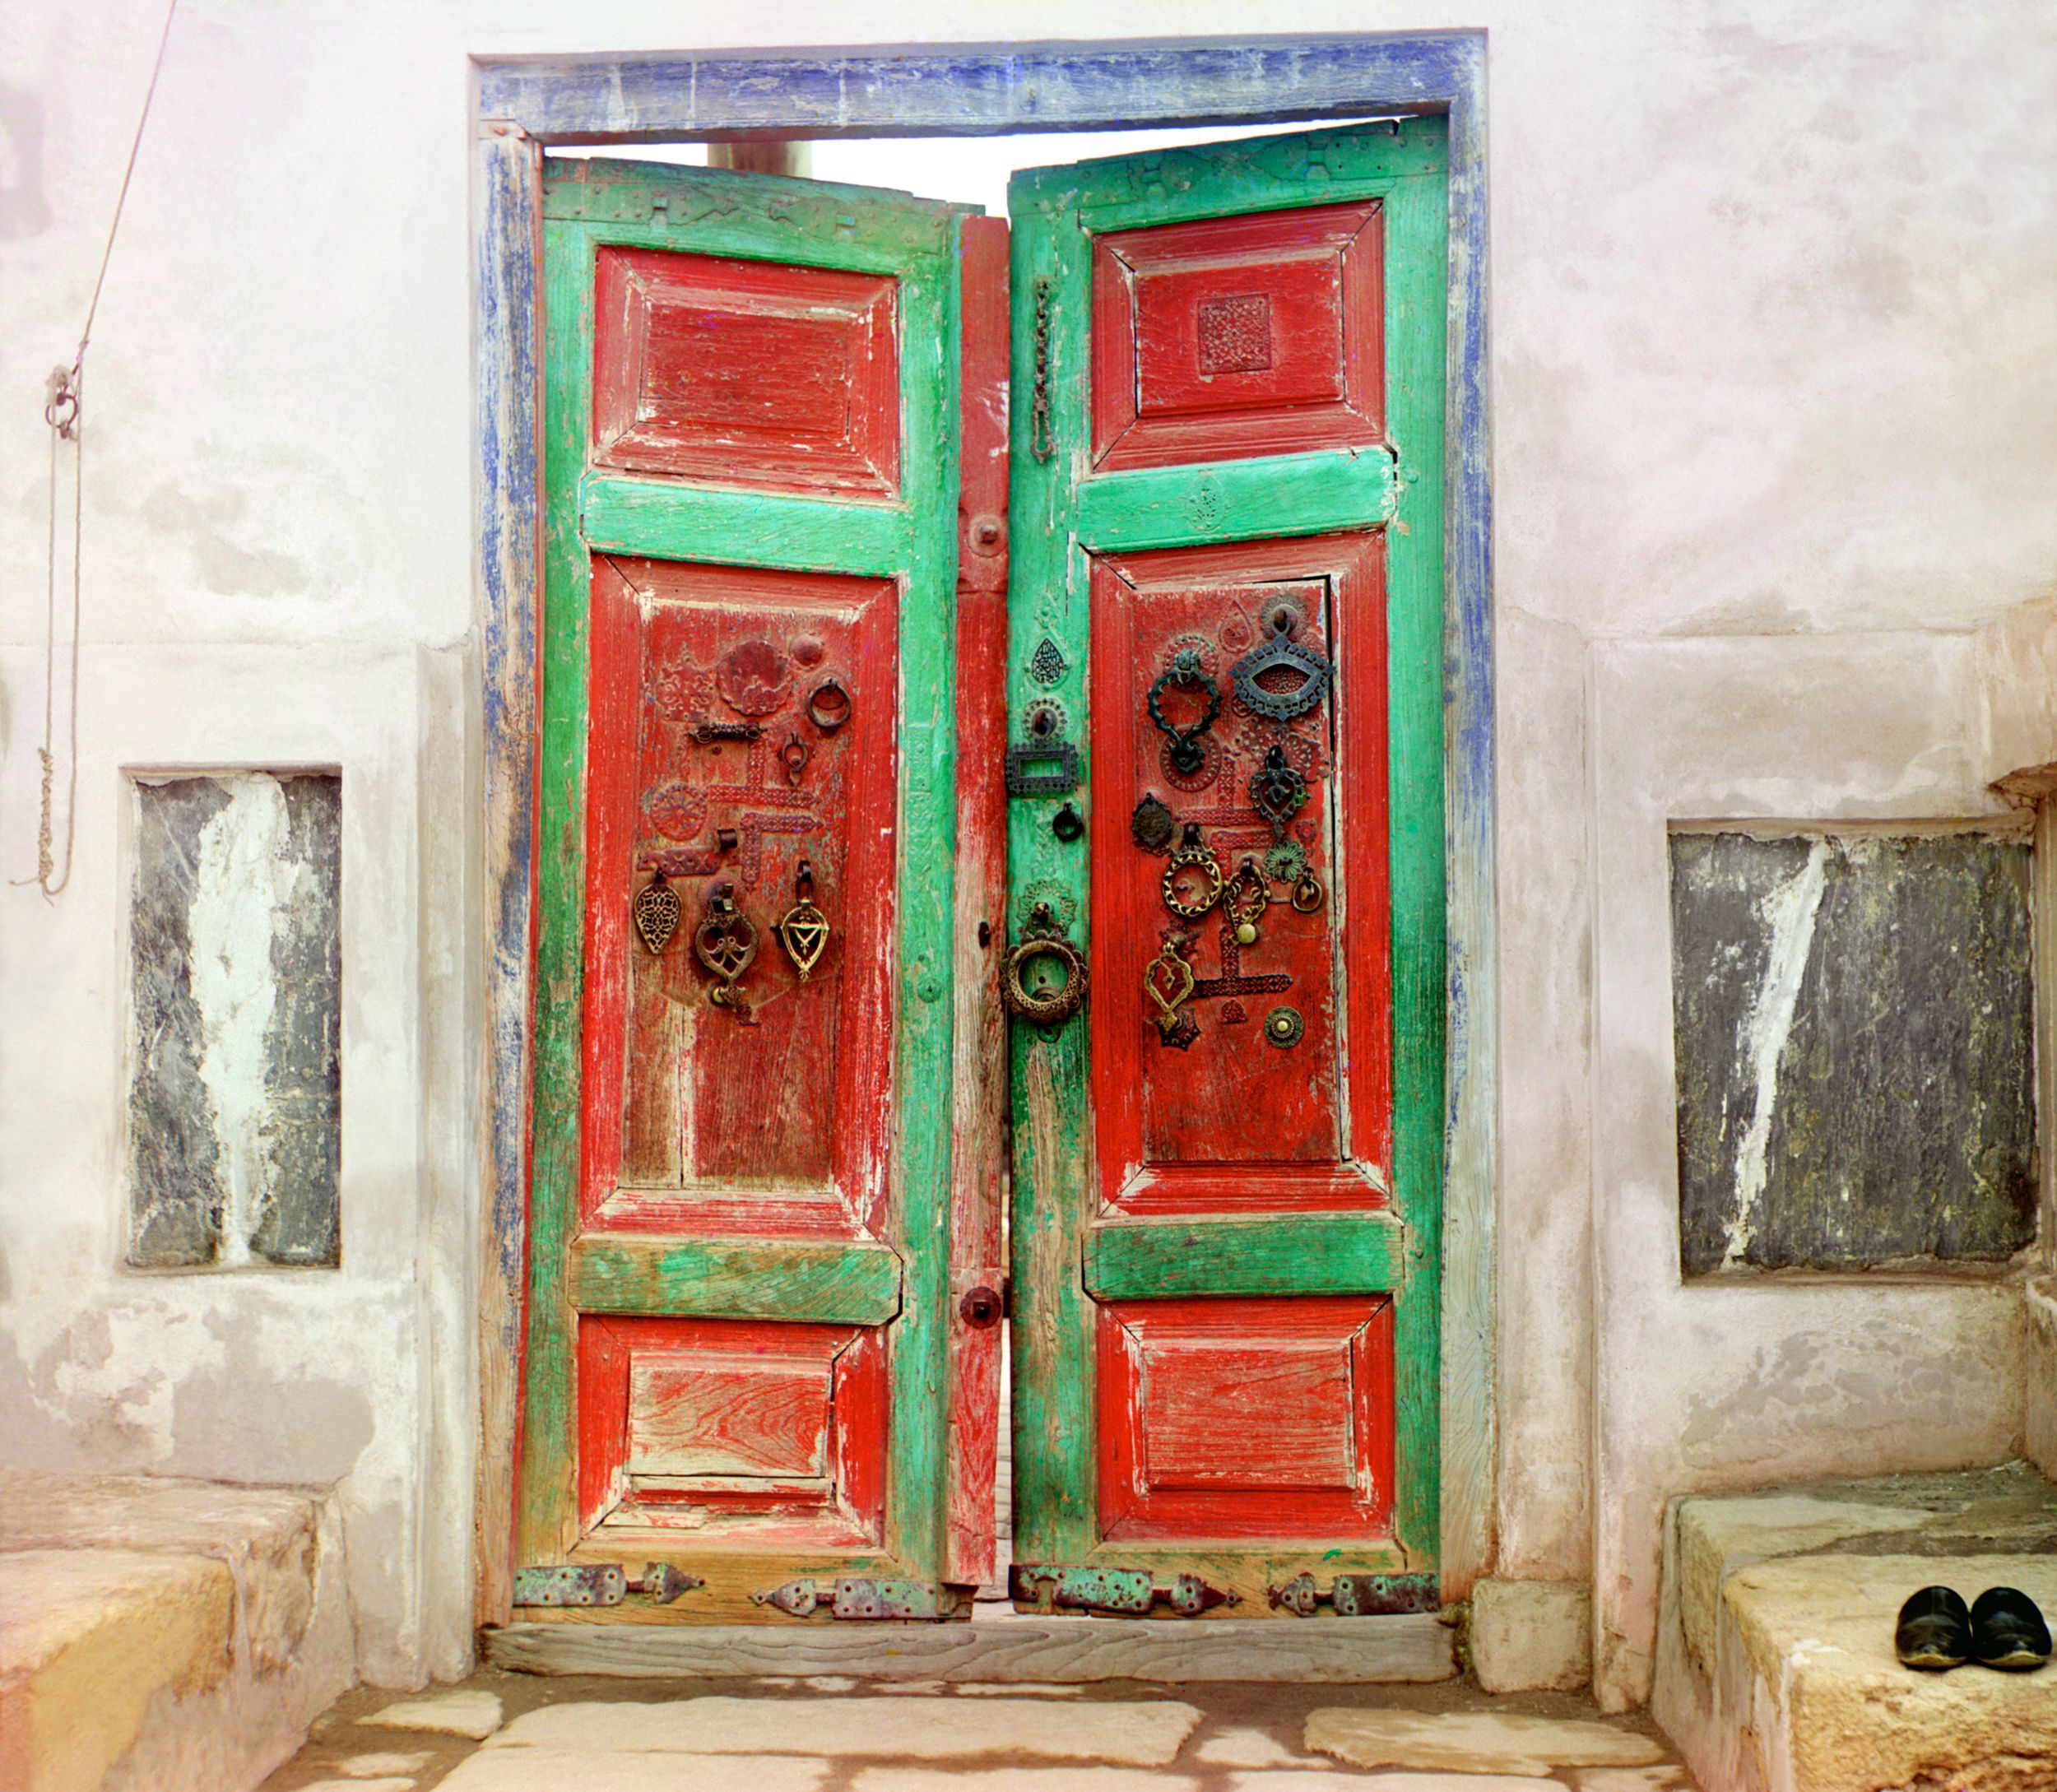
1001;902;1088;1027
1162;822;1224;920
1148;649;1221;776
806;677;852;732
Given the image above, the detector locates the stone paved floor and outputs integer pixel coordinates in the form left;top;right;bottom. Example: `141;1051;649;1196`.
260;1668;1701;1790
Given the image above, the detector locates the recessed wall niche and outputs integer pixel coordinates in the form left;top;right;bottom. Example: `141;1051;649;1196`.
128;772;341;1269
1670;829;2036;1278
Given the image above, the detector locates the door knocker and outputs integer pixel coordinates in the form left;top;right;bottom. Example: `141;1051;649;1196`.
1291;872;1325;913
1231;606;1334;722
1131;792;1175;854
806;677;852;732
773;859;829;983
1162;823;1224;920
1225;857;1270;947
1248;745;1308;843
693;882;759;1017
778;731;811;786
634;870;684;955
1001;901;1088;1028
1144;930;1200;1051
1052;802;1085;843
1148;649;1222;777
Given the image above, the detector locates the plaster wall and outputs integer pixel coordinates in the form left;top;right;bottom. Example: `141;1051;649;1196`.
2;0;2052;1689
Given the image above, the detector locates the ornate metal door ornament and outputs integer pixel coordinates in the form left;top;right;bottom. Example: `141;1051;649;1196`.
1001;901;1089;1027
778;731;811;785
1051;802;1085;842
773;858;829;983
1148;648;1221;777
1028;277;1054;462
693;882;759;1015
1131;792;1175;854
1291;872;1325;913
1230;606;1333;722
1162;823;1225;920
633;870;683;955
1005;707;1081;796
1248;744;1308;842
1224;857;1270;946
1144;929;1200;1049
806;677;852;732
1263;838;1307;885
1263;1004;1304;1047
1028;634;1067;686
686;719;763;745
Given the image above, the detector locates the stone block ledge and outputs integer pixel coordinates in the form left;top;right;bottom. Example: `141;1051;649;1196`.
0;1471;355;1792
1652;1460;2057;1792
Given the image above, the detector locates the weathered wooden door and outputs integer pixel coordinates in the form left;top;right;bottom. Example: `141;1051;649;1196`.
516;157;1008;1623
1002;120;1449;1617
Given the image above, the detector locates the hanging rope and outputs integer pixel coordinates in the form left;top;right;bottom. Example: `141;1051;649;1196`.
18;0;178;898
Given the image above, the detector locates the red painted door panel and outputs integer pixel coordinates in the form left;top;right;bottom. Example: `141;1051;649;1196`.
586;557;899;1236
1090;534;1393;1213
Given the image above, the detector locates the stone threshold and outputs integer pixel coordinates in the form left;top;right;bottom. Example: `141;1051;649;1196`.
485;1611;1456;1683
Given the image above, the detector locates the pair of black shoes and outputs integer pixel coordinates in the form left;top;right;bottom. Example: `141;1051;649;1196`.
1896;1585;2051;1672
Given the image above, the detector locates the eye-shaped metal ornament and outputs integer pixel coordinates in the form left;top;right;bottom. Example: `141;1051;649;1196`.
1148;649;1222;777
1231;610;1334;722
1248;745;1308;843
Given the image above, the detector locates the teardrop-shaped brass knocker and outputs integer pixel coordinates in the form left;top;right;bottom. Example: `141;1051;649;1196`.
694;882;759;1016
1144;929;1200;1050
634;870;683;955
773;858;830;984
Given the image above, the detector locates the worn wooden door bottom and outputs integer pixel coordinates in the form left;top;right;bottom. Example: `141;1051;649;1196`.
484;1612;1456;1683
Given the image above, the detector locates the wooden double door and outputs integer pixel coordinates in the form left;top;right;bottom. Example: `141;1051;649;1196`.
514;121;1448;1627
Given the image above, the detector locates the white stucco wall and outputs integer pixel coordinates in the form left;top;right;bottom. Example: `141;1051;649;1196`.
2;0;2051;1694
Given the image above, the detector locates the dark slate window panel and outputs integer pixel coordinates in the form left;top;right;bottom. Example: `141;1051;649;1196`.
1671;831;2036;1277
128;773;341;1269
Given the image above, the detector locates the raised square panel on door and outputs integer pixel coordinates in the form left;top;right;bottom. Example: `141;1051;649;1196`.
583;557;898;1240
593;246;901;496
578;1316;885;1548
1098;1297;1395;1541
1091;202;1384;471
1089;533;1393;1213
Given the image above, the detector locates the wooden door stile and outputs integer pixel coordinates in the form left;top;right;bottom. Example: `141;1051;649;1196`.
945;215;1011;1589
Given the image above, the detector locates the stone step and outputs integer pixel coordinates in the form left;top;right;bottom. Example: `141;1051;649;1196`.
0;1472;354;1792
1652;1460;2057;1792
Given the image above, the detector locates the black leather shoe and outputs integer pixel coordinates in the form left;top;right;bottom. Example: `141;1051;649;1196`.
1896;1585;1971;1670
1969;1587;2051;1671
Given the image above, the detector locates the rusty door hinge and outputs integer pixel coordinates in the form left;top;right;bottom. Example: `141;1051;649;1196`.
1010;1564;1237;1617
750;1576;968;1621
513;1562;703;1608
1267;1571;1437;1617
